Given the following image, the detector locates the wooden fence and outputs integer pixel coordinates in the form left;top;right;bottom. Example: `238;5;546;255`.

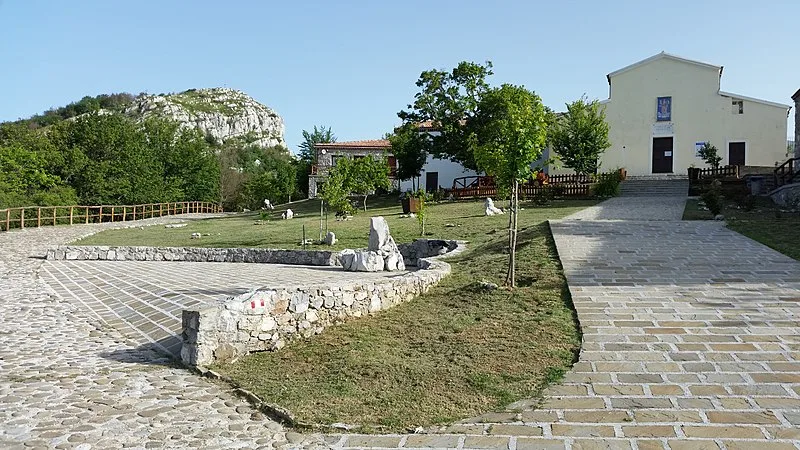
0;201;222;232
698;165;739;179
447;183;590;200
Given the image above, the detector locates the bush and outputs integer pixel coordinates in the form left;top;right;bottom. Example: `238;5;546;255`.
701;179;724;215
592;170;622;198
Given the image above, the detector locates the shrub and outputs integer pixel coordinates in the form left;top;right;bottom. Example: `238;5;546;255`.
701;179;724;215
592;170;622;198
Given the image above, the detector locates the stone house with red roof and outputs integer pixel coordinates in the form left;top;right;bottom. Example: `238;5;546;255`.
307;140;398;198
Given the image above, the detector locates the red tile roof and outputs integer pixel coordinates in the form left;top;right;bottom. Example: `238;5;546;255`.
315;139;391;149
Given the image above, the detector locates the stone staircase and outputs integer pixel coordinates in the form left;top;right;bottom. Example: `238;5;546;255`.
620;178;689;197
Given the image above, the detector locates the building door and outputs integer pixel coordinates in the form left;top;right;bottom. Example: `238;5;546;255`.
652;137;674;173
425;171;439;192
728;142;745;166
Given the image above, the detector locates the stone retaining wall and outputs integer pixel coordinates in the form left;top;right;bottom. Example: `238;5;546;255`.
181;240;464;367
46;246;339;266
46;239;460;268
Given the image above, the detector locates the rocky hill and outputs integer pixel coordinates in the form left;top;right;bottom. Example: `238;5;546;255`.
12;88;285;148
125;88;285;147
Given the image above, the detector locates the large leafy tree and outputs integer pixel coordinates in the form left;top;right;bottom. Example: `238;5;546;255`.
471;84;549;287
397;61;494;170
320;156;391;213
387;124;428;191
549;96;610;175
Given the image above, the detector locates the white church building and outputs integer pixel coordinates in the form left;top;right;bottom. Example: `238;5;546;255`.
588;52;791;176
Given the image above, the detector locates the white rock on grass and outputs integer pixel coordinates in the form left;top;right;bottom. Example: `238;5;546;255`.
485;198;504;216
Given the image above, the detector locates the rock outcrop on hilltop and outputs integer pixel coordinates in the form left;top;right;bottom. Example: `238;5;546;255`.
125;88;285;148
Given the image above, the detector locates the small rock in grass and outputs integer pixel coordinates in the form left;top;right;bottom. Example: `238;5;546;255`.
479;280;499;291
714;214;724;221
445;223;456;227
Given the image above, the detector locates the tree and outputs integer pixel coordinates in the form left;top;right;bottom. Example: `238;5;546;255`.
549;96;611;175
298;125;336;164
388;123;428;191
319;156;391;213
297;125;336;197
397;61;494;170
697;142;722;169
349;156;391;211
471;84;549;288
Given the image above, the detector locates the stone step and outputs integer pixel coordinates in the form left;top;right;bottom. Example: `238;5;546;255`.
620;180;688;197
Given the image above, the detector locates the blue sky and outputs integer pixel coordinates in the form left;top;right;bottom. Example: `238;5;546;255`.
1;0;797;152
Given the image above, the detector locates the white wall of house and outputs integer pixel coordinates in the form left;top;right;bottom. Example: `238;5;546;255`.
590;53;789;177
399;155;480;192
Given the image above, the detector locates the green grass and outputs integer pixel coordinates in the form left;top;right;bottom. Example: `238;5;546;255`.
78;196;596;430
76;196;594;252
683;198;800;260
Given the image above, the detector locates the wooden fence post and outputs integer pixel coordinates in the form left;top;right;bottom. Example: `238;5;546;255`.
53;207;57;226
85;207;89;224
123;206;126;221
69;206;74;225
111;206;115;222
20;209;25;229
37;207;41;227
160;203;163;217
5;209;10;231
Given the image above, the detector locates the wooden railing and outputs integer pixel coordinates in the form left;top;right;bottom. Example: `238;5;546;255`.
0;201;222;232
545;173;594;185
774;157;800;188
699;165;739;179
446;183;591;200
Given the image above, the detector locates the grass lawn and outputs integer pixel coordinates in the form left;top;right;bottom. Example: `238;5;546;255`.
78;196;597;431
683;198;800;260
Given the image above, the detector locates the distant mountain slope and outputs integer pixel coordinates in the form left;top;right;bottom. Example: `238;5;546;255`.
125;88;285;148
10;88;285;148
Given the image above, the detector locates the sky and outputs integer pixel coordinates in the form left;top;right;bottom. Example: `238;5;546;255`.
1;0;797;153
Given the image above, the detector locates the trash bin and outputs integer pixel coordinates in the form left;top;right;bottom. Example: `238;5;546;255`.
748;176;764;195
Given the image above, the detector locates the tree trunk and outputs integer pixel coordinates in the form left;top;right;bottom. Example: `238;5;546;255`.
506;180;519;288
363;195;368;211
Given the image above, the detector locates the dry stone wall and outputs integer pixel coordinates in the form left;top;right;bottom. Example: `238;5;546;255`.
181;240;464;367
46;246;339;266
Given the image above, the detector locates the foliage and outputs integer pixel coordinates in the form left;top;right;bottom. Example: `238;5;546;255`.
397;61;494;170
701;179;724;215
591;170;623;198
319;167;354;215
470;84;548;287
0;111;224;209
298;125;336;164
238;146;297;210
548;96;610;175
297;125;336;197
13;93;135;129
697;142;722;169
388;123;428;190
410;189;433;235
320;156;391;213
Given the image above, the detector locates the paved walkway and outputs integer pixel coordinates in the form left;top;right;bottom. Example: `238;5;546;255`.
319;198;800;449
2;200;799;450
41;260;402;357
0;217;328;450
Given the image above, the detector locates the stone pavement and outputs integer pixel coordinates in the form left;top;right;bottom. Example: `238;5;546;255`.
2;199;800;450
320;197;800;449
40;260;401;358
0;216;329;450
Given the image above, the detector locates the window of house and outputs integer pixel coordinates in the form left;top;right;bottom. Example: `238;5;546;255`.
732;100;744;114
331;155;342;166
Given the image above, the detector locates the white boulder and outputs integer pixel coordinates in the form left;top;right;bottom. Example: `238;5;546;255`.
485;198;504;216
